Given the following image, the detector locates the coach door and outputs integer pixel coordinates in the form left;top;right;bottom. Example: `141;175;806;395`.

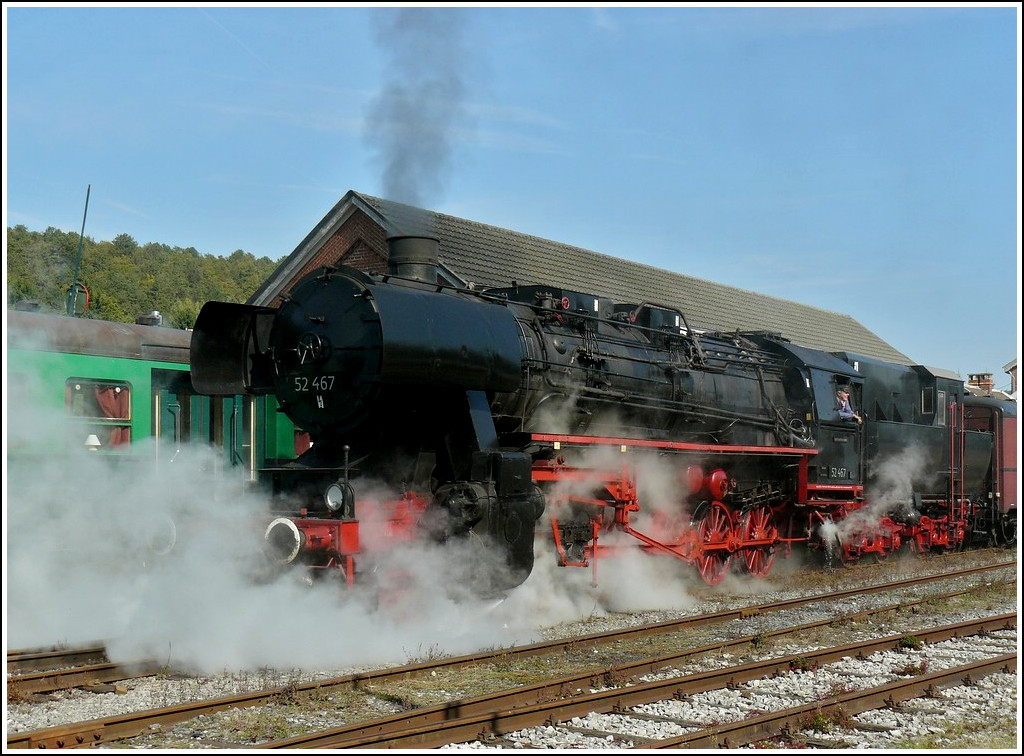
152;369;202;463
216;395;261;486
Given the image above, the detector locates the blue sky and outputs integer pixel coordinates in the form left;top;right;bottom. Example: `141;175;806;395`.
4;4;1020;388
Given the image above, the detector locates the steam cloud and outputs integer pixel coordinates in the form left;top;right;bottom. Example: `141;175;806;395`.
5;397;746;673
819;445;932;546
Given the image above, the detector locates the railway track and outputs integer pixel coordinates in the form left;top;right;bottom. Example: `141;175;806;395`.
7;641;168;698
549;647;1016;749
7;645;108;675
265;614;1014;749
7;660;165;697
6;558;1015;749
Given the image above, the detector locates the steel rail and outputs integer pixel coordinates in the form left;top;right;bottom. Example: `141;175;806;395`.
8;662;165;696
7;646;108;675
296;613;1015;749
645;652;1018;749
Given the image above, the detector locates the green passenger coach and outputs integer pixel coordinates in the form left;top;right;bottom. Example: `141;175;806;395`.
6;308;296;484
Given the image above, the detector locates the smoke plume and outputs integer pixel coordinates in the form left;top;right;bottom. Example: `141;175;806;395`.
365;7;471;208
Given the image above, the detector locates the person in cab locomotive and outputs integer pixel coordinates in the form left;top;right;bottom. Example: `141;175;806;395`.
836;388;862;424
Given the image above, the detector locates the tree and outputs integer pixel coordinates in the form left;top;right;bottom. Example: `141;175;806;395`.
168;298;201;330
6;225;282;325
112;233;138;257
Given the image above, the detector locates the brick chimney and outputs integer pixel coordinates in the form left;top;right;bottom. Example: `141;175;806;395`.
967;373;994;393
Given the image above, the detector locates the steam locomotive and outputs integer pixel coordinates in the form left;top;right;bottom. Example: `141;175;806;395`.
191;236;1017;593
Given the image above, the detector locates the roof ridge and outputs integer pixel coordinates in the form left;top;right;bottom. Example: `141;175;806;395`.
359;192;856;318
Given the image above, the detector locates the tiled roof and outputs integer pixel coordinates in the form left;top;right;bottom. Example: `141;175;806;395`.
252;190;913;365
358;193;912;365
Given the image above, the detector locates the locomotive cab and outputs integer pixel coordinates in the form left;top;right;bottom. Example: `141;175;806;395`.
835;354;964;506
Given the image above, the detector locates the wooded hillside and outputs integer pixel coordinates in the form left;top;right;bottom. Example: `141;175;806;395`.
6;225;282;329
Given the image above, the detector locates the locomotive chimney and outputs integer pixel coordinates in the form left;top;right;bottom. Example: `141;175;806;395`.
387;236;439;283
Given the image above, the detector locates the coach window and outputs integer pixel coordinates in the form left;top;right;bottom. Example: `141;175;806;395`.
66;379;132;449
